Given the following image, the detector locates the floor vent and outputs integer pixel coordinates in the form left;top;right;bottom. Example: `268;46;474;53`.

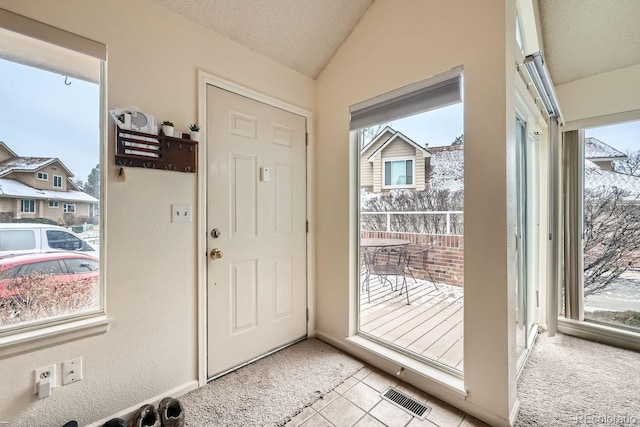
381;387;431;420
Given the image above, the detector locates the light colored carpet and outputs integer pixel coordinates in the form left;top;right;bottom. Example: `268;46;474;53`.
181;339;364;426
516;332;640;426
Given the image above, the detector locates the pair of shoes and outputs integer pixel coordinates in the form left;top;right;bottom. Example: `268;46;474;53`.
158;397;185;427
104;418;126;427
129;398;185;427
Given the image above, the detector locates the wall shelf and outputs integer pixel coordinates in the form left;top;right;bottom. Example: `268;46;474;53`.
115;127;197;173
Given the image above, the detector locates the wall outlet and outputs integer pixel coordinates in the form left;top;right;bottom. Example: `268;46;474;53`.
62;357;83;385
171;204;192;223
34;364;56;393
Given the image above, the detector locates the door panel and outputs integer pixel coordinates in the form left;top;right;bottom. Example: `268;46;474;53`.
207;85;307;377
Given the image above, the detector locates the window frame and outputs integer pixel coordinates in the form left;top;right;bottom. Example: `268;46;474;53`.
53;175;63;188
48;200;59;208
37;171;48;181
63;203;76;213
0;8;109;358
20;199;35;213
382;157;415;189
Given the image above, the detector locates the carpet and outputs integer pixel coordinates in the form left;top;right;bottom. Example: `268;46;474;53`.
516;332;640;426
181;339;364;426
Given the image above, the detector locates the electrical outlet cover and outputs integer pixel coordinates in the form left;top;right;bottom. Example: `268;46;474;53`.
34;364;56;393
62;357;83;385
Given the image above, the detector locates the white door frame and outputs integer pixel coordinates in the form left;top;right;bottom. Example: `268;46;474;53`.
196;71;315;386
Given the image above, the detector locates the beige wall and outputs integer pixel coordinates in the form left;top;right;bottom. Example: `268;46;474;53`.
556;64;640;126
0;1;314;426
315;0;518;425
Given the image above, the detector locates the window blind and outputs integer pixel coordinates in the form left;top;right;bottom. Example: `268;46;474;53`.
350;66;462;131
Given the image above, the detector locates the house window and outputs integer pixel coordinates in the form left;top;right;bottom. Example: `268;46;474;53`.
20;199;35;213
0;10;107;346
384;159;414;187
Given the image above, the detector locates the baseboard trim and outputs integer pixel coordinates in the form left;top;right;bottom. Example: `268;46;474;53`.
86;381;199;427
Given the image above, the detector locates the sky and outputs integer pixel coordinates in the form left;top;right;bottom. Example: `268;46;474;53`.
389;103;463;147
585;120;640;153
0;58;100;183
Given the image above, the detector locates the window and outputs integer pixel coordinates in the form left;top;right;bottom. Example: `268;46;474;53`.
0;230;36;251
64;257;99;274
353;68;464;374
20;199;35;213
0;9;106;344
21;260;65;276
384;159;414;186
46;230;85;251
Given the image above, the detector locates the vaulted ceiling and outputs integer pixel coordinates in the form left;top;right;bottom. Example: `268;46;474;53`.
538;0;640;85
153;0;373;79
153;0;640;87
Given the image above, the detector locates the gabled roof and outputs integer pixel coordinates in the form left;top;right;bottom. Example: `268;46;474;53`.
0;142;18;158
0;178;98;203
584;159;640;197
366;130;430;163
360;125;396;155
0;157;74;178
585;137;627;160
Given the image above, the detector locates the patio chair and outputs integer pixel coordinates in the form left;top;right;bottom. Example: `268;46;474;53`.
404;245;439;291
361;246;410;305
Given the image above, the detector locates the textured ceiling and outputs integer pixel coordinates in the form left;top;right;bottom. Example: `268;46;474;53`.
153;0;373;79
539;0;640;85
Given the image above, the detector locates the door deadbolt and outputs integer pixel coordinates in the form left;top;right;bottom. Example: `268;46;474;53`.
211;228;221;238
210;248;223;259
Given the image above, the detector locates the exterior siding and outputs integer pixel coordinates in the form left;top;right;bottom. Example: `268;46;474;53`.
0;197;93;223
380;140;418;189
415;148;426;191
8;164;70;191
0;146;14;162
372;157;382;192
361;131;393;190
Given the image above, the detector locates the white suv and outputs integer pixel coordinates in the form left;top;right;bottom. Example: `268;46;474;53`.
0;224;97;258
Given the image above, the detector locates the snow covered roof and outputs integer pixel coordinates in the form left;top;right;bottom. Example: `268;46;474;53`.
0;157;74;178
584;159;640;197
0;178;98;203
427;145;464;192
585;137;626;160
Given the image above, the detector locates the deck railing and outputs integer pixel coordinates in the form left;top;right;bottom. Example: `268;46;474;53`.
361;210;463;235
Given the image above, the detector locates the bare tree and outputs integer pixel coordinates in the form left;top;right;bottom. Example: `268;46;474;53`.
613;150;640;176
583;186;640;296
360;123;393;148
451;134;464;146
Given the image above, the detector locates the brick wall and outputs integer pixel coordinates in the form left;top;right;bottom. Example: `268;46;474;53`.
361;231;464;287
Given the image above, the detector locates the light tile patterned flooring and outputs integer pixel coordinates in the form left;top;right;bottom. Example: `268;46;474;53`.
285;365;488;427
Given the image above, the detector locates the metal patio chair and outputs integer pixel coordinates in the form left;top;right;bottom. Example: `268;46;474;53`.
361;246;410;305
404;245;439;291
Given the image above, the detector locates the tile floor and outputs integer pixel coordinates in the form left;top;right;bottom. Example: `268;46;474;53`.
285;365;488;427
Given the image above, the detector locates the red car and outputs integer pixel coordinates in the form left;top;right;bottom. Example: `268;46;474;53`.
0;252;99;300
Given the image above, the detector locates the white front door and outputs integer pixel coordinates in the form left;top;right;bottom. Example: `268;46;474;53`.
206;85;307;378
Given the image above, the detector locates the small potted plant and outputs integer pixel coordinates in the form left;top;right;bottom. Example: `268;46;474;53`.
162;121;175;136
188;123;201;142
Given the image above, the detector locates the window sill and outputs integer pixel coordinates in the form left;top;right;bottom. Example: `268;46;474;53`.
558;317;640;352
346;334;467;398
0;314;111;359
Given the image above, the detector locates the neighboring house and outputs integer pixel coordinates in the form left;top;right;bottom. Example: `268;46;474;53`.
585;137;627;171
0;141;98;223
360;126;430;192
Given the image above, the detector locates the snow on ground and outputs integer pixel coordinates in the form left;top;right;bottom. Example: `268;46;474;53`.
584;269;640;312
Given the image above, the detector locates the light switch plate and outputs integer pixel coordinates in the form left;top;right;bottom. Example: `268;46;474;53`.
62;357;83;385
171;204;192;223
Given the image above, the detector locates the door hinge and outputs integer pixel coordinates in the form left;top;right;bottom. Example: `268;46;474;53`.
306;308;309;321
305;133;309;146
306;220;309;233
536;290;540;307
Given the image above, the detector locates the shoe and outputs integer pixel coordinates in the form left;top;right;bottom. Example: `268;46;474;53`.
104;418;127;427
62;422;78;427
129;404;160;427
158;397;185;427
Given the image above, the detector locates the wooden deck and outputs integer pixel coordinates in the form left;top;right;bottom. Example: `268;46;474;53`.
359;274;464;372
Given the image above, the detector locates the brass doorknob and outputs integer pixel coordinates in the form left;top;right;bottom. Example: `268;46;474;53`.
210;248;223;259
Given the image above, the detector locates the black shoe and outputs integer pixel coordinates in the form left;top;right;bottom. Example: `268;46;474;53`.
62;422;78;427
104;418;127;427
158;397;185;427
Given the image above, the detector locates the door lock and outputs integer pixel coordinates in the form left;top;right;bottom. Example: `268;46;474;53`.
210;248;223;259
211;228;221;238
